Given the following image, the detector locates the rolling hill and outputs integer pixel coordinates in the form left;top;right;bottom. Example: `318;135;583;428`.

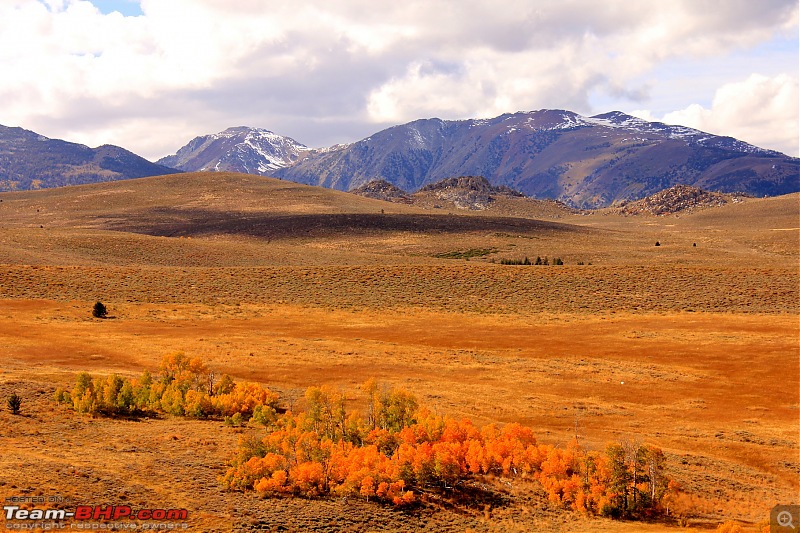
0;171;796;270
0;172;586;245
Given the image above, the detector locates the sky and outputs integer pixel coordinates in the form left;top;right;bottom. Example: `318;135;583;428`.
0;0;797;160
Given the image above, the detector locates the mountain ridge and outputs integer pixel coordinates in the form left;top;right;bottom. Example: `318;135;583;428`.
274;110;798;207
0;124;178;192
157;110;797;208
3;110;798;207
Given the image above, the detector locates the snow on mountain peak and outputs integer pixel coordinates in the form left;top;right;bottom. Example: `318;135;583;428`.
160;111;790;188
158;126;312;175
585;112;774;154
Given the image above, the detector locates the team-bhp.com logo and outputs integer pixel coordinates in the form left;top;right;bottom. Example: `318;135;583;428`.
4;503;189;530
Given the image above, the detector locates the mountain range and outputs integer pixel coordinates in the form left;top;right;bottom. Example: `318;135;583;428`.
0;125;175;191
2;110;797;208
158;110;799;208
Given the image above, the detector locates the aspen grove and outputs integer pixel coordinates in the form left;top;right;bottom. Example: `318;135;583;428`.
222;380;674;518
55;360;675;519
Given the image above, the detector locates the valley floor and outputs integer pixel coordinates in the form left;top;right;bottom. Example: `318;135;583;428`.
0;176;797;531
0;298;797;531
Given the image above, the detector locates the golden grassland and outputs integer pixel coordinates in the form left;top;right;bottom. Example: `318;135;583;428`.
0;173;797;531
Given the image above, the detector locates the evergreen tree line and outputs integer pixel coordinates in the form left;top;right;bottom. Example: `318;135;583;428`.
499;256;564;265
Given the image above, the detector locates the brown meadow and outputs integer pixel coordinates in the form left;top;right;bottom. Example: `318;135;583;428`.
0;173;797;531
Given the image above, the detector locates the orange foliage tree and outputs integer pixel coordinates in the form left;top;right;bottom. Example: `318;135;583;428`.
55;353;278;421
222;380;671;516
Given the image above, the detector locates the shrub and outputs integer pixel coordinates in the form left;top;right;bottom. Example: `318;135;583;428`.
224;412;244;427
716;520;744;533
92;301;108;318
54;388;71;404
435;248;497;260
7;393;21;415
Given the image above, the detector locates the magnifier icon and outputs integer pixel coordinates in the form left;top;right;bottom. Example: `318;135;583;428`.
778;510;796;529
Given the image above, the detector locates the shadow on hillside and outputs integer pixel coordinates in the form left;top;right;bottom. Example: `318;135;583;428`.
103;208;594;240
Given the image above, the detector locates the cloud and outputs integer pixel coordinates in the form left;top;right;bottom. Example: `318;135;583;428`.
631;73;799;156
363;0;799;125
0;0;796;159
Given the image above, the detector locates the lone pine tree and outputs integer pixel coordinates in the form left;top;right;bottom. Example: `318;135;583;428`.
92;301;108;319
7;393;21;415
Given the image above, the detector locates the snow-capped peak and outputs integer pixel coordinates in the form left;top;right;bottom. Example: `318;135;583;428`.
157;126;312;175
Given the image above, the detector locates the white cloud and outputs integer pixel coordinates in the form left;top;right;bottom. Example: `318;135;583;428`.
364;1;799;128
631;73;799;156
0;0;796;159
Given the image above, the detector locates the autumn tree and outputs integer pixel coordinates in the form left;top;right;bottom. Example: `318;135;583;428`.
624;440;647;511
361;378;380;430
643;445;669;510
72;371;98;414
378;387;418;432
605;443;632;516
216;374;235;395
158;351;209;392
222;381;674;516
56;371;677;518
59;355;278;421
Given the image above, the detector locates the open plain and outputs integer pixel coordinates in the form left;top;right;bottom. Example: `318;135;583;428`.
0;173;798;532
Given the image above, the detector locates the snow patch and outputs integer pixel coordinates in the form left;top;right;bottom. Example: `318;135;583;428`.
407;127;425;148
585;113;773;154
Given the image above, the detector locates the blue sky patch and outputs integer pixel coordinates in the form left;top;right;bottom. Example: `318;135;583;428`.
88;0;143;17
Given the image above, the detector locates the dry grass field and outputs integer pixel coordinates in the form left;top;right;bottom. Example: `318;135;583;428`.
0;173;797;532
